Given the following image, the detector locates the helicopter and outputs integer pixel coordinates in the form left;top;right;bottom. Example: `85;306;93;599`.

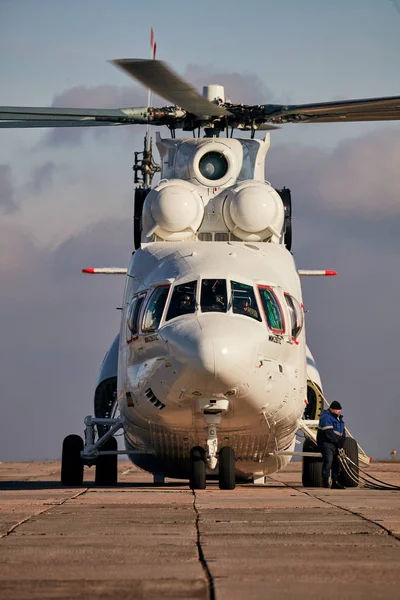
1;54;399;490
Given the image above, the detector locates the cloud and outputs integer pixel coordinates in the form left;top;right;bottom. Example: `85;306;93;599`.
30;161;57;193
0;164;17;213
183;64;278;105
42;84;148;148
266;128;400;218
265;129;400;458
0;219;131;461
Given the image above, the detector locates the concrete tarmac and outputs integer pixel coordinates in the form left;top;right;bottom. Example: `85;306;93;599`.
0;461;399;600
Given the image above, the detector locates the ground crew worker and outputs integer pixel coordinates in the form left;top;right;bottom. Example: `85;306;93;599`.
317;400;346;489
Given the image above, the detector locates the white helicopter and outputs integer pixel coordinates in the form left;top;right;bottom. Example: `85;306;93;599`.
2;53;399;490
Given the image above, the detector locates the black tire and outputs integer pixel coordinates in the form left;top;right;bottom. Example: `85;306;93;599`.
219;446;236;490
302;439;323;487
61;434;84;486
189;446;206;490
338;437;359;488
95;437;118;486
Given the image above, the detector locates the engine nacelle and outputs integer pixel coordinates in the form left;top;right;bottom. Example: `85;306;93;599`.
223;181;285;242
142;179;204;241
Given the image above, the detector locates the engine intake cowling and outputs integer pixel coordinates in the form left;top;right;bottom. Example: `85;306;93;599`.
223;181;284;242
142;179;204;241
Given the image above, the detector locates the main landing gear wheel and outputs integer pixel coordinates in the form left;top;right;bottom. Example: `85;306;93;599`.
61;434;84;486
302;439;323;487
189;446;206;490
95;436;118;486
219;446;236;490
338;437;359;488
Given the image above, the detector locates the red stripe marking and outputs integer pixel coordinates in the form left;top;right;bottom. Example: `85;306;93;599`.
82;268;95;274
325;270;337;276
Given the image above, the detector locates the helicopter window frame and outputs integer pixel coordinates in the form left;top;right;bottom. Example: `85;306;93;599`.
126;292;147;343
165;279;198;322
284;293;303;340
284;293;296;339
141;285;171;333
230;280;262;322
200;279;228;313
257;286;286;334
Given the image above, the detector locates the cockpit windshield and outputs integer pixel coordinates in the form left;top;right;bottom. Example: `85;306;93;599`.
201;279;227;313
166;281;197;321
231;281;261;321
259;287;285;332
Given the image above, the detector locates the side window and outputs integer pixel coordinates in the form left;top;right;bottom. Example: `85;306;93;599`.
231;281;261;321
258;287;285;333
287;294;304;339
166;281;197;321
284;293;296;338
142;286;170;332
201;279;227;313
126;294;145;340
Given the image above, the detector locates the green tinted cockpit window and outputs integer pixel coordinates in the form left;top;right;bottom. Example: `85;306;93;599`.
258;287;285;332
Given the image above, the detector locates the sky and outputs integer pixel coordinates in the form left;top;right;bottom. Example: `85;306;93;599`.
0;0;399;462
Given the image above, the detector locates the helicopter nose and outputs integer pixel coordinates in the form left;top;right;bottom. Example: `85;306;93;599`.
161;315;262;384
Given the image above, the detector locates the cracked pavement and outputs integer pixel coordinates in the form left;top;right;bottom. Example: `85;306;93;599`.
0;461;399;599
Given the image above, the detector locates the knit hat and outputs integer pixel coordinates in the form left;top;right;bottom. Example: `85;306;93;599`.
329;401;342;410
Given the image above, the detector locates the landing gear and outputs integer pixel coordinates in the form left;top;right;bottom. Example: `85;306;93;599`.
219;446;236;490
95;436;118;486
338;437;359;488
302;439;323;487
189;446;207;490
61;434;84;486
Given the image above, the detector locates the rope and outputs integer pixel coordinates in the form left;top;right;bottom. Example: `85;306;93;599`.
338;449;400;490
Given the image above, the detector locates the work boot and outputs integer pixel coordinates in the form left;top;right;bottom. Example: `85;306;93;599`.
323;478;330;488
331;480;346;489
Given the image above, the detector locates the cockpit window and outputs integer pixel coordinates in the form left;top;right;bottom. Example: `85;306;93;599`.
166;280;197;321
284;293;296;338
201;279;227;313
285;293;303;339
258;287;285;333
142;285;170;332
127;294;145;338
231;281;261;321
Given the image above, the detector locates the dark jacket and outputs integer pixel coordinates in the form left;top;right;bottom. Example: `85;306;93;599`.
316;409;345;447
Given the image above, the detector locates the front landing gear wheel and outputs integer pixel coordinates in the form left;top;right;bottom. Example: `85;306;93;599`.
61;434;84;486
302;439;323;487
189;446;206;490
219;446;236;490
95;436;118;486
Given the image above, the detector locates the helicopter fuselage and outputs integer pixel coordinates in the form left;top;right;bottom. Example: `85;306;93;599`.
118;240;306;480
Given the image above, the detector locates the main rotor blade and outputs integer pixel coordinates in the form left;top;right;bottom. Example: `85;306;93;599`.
261;95;400;124
112;59;230;119
0;106;149;128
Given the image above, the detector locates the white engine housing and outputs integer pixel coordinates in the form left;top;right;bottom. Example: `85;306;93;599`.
223;181;285;242
142;179;204;242
140;134;285;244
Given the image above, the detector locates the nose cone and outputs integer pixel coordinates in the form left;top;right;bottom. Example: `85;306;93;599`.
161;315;262;386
